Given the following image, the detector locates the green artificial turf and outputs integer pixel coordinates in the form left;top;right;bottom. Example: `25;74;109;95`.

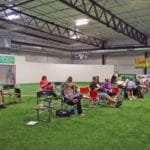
0;83;150;150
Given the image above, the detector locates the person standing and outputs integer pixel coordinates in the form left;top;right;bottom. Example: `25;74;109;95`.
0;90;5;108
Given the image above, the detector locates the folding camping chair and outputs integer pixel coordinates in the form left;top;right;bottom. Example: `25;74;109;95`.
2;84;21;104
54;82;62;92
117;86;126;101
35;90;61;122
60;89;76;113
80;87;98;107
112;87;119;96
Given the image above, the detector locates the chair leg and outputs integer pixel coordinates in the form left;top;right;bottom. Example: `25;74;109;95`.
37;110;40;121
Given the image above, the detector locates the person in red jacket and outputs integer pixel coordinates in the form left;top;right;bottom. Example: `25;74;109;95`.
39;75;57;97
40;75;53;90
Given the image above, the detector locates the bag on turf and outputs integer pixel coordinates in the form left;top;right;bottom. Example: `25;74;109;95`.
56;110;70;117
68;108;75;115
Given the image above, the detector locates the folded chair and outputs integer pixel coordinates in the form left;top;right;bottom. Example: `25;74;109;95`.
2;84;21;104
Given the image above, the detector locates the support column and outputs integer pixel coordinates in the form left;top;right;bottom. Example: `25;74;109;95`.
144;51;148;75
102;54;106;65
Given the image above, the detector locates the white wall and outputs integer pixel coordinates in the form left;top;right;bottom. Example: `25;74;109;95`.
25;54;73;64
15;55;114;83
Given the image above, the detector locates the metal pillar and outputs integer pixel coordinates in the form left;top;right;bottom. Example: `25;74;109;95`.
102;54;105;65
144;51;148;75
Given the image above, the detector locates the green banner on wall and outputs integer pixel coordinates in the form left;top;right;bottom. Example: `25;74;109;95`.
118;74;136;81
0;55;15;64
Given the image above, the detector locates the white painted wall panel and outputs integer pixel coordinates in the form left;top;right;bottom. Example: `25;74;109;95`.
25;55;72;64
16;63;114;83
15;55;114;83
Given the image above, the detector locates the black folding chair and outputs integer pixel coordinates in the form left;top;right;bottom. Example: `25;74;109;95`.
54;82;62;92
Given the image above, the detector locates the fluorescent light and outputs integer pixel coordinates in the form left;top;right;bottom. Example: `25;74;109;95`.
134;48;150;51
70;35;80;39
91;49;128;54
75;19;89;26
6;14;20;20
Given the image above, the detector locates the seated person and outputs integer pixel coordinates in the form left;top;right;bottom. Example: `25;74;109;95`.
134;77;143;98
111;74;117;84
39;75;57;97
63;76;77;88
103;78;116;97
96;75;100;84
126;78;136;100
0;90;5;108
116;77;125;88
64;84;84;116
138;76;147;94
62;76;78;93
90;76;122;108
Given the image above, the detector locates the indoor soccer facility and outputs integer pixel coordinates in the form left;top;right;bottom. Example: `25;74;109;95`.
0;0;150;150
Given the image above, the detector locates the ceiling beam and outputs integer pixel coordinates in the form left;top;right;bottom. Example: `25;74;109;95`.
59;0;148;45
74;45;150;52
0;6;104;48
0;0;35;11
11;40;71;52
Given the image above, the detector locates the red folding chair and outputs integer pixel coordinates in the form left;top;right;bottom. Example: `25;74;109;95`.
80;87;90;99
80;87;98;107
112;87;119;95
89;90;97;101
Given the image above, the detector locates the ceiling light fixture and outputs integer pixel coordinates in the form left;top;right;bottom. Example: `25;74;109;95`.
6;14;20;20
70;35;80;39
69;29;80;39
75;19;89;26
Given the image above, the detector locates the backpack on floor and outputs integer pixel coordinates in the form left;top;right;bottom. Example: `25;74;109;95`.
56;110;70;117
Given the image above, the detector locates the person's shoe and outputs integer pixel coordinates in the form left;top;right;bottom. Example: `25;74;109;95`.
79;113;85;117
128;96;132;100
115;101;122;108
132;96;136;100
